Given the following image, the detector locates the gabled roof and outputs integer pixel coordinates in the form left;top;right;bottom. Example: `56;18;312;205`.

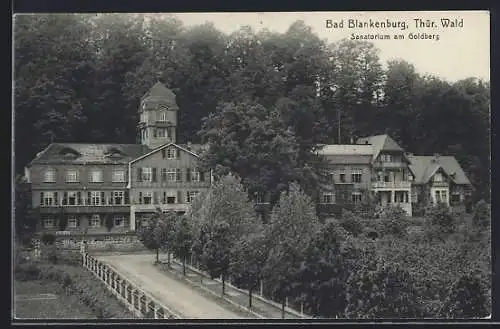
356;134;405;161
408;155;471;185
316;144;373;156
129;142;201;165
28;143;150;166
142;81;176;102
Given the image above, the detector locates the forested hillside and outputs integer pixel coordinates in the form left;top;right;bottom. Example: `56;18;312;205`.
14;14;490;200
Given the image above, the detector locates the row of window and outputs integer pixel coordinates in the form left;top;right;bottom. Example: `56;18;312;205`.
39;190;200;206
136;190;199;205
137;167;205;183
42;214;125;229
141;127;174;140
321;192;363;204
40;191;129;206
324;170;363;183
43;168;125;183
140;111;170;123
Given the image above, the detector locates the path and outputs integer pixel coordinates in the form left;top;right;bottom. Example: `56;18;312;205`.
164;257;304;319
95;254;251;319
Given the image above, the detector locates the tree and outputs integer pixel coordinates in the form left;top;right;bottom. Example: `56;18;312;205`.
441;271;489;318
191;174;260;295
14;175;37;241
345;261;423;318
264;183;320;318
295;219;349;318
230;224;269;308
199;100;300;204
136;209;174;264
201;222;232;296
171;215;193;276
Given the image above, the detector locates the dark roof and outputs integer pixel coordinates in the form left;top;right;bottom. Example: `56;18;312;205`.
142;82;176;102
356;134;405;161
408;155;471;185
29;143;150;165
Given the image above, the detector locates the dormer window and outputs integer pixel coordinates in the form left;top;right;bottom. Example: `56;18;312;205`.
105;147;125;158
159;111;167;122
59;147;80;159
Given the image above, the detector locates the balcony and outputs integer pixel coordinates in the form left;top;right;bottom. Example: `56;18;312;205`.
38;204;129;214
372;181;411;189
131;203;190;213
373;161;407;169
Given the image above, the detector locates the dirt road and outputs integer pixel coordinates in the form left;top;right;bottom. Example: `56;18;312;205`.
95;254;250;319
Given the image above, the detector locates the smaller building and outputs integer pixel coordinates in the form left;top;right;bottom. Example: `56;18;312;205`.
317;144;373;213
408;154;473;213
357;134;413;216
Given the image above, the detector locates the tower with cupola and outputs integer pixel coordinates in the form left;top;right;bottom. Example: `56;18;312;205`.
138;82;179;149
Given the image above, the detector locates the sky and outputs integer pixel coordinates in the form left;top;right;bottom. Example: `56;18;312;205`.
169;11;490;82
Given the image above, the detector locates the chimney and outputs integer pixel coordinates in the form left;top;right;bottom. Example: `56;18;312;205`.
187;141;192;150
350;136;354;144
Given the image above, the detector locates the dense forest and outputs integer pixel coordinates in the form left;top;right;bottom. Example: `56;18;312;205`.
14;13;490;201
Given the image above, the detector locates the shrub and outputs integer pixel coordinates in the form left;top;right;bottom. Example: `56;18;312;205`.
427;203;456;234
379;206;408;238
441;272;490;318
472;200;490;229
345;261;423;318
339;211;363;237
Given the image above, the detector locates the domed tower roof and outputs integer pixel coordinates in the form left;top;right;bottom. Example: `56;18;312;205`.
141;81;177;107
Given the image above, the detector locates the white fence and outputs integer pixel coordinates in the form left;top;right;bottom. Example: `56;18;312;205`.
82;253;181;319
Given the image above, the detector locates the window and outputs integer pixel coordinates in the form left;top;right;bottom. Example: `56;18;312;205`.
90;214;101;228
441;190;448;203
187;191;199;203
167;196;176;204
68;216;78;228
167;169;177;182
166;148;177;159
434;173;443;182
191;169;200;182
351;169;362;183
91;191;101;205
114;215;125;228
156;128;166;138
380;154;393;162
451;193;461;203
112;170;125;182
161;168;167;181
43;217;55;229
142;167;152;182
322;193;335;204
43;192;55;206
435;190;441;203
66;169;79;182
113;191;124;205
143;192;153;205
90;169;103;183
339;172;346;183
394;191;406;203
44;168;56;183
67;191;77;205
159;111;167;122
351;192;362;204
323;171;334;182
